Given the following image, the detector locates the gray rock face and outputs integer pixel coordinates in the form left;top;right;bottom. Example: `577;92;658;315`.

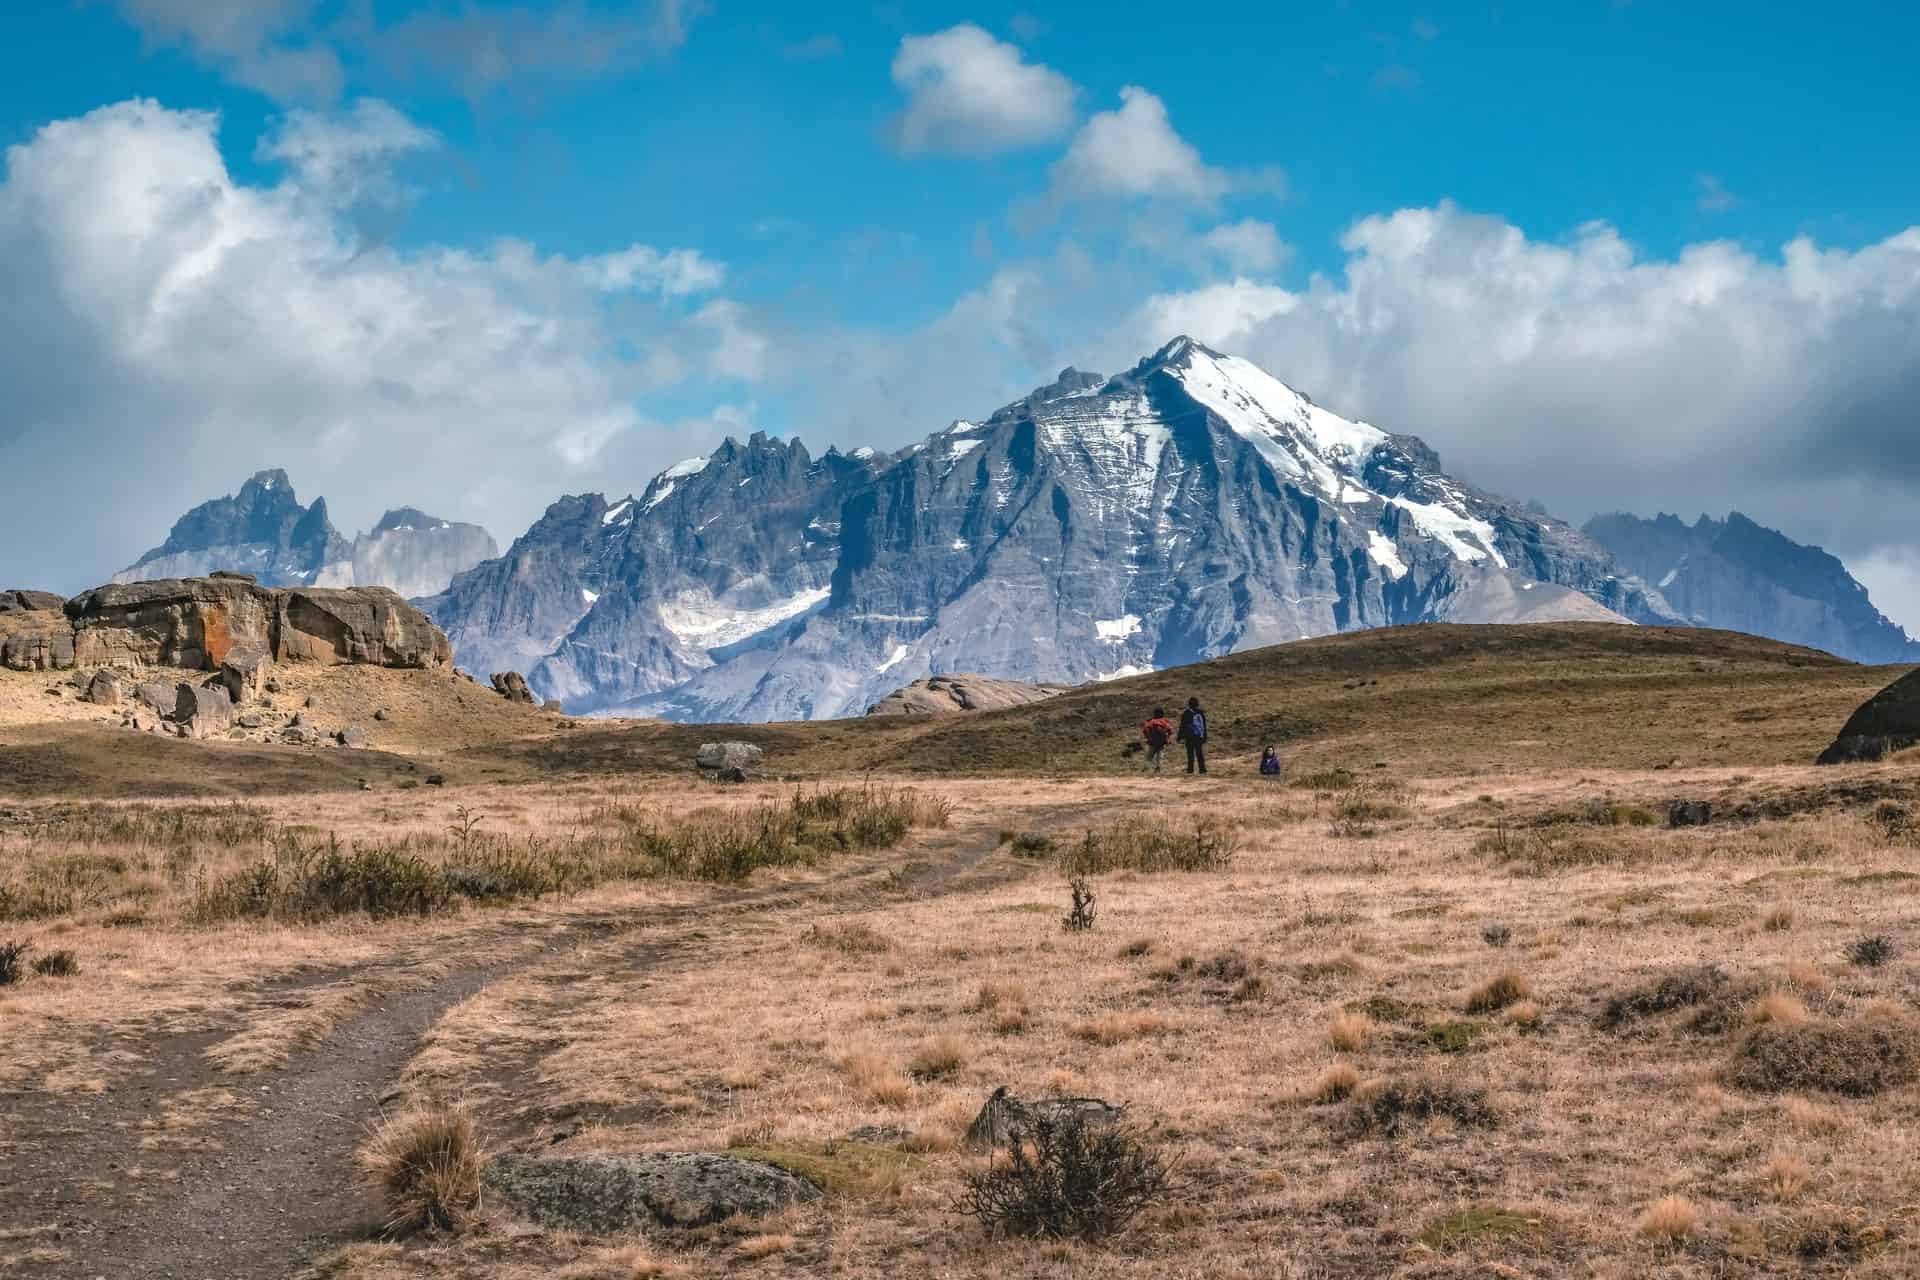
0;609;75;671
1585;512;1920;664
337;725;369;749
866;673;1071;716
483;1152;821;1232
0;590;65;614
430;338;1683;722
135;681;176;716
86;670;123;706
174;683;234;739
220;648;271;704
695;741;765;773
1818;668;1920;764
114;472;493;597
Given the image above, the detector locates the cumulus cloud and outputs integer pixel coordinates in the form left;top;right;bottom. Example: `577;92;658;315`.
1048;86;1230;206
256;98;437;201
888;24;1077;156
109;0;342;101
0;99;734;592
1198;220;1290;273
1119;203;1920;621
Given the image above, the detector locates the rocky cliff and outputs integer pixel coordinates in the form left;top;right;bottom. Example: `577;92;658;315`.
1584;512;1920;664
116;472;495;598
429;337;1678;720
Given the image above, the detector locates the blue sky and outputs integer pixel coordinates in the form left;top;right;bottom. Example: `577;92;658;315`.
2;1;1919;624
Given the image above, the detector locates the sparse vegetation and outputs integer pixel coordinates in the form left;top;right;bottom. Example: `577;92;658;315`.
1419;1206;1543;1250
1059;816;1236;875
1006;831;1055;856
1846;933;1898;968
1600;965;1732;1029
1347;1076;1497;1137
0;939;27;986
1637;1195;1698;1243
1724;1018;1920;1096
1328;1010;1373;1052
1481;921;1513;948
356;1103;483;1236
954;1113;1177;1241
1061;877;1096;932
30;948;78;978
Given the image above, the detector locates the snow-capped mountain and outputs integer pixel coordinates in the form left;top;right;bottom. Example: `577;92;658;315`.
1585;511;1920;664
423;338;1681;719
115;470;496;596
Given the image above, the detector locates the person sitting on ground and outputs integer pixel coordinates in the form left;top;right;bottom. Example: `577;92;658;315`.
1141;707;1175;773
1176;696;1209;775
1259;745;1282;777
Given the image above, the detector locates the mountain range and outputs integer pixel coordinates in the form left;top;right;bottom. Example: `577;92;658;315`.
424;337;1686;720
1584;511;1920;664
115;470;498;600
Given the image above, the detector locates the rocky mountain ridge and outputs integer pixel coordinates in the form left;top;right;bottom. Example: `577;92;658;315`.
422;337;1687;721
116;470;497;599
1584;511;1920;665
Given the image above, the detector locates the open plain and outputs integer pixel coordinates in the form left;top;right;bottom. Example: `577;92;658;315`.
2;624;1917;1279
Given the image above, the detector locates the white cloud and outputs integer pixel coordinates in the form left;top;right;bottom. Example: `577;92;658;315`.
256;99;436;201
0;99;734;592
110;0;341;100
888;24;1077;156
581;245;726;296
1119;203;1920;623
1049;86;1229;205
1198;220;1290;273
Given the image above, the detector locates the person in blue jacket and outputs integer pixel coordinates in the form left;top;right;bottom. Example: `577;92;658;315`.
1259;745;1283;777
1176;697;1208;775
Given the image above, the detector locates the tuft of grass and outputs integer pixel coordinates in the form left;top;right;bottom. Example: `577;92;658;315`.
1637;1195;1698;1243
907;1034;970;1081
0;940;28;986
1328;1011;1373;1053
356;1103;482;1236
1747;991;1808;1027
1464;971;1532;1014
1763;901;1795;932
736;1235;797;1260
1070;1012;1170;1046
728;1141;917;1198
1724;1018;1920;1096
1507;1000;1541;1029
1762;1151;1811;1201
838;1051;913;1106
806;921;894;955
1308;1063;1360;1103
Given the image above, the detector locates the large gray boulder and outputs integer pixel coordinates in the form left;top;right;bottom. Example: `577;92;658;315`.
135;681;177;716
220;647;271;704
483;1152;820;1231
963;1087;1126;1152
86;670;124;706
1819;668;1920;764
491;671;535;703
173;683;234;740
695;741;764;773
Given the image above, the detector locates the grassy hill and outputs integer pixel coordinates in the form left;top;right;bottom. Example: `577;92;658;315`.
515;623;1903;780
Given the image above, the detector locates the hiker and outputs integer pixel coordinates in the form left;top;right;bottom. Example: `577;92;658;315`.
1141;707;1175;773
1259;745;1283;778
1176;697;1208;774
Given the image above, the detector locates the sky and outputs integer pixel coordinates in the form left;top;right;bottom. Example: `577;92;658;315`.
1;1;1917;628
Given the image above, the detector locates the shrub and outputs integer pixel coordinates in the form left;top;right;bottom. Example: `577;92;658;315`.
1008;832;1056;857
1600;966;1731;1029
954;1112;1177;1240
1061;878;1096;932
1060;817;1236;875
1723;1019;1920;1096
1347;1076;1496;1137
1846;934;1898;968
31;949;78;979
1637;1195;1698;1242
1464;971;1532;1014
357;1103;483;1236
1481;922;1513;948
0;940;27;986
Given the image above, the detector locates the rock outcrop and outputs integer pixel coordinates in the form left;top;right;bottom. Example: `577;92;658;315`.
0;590;65;614
490;671;535;703
484;1152;821;1232
1818;669;1920;764
866;673;1071;717
2;578;451;675
963;1087;1126;1151
695;741;765;774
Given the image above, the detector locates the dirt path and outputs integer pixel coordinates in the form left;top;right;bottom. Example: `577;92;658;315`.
3;816;1051;1279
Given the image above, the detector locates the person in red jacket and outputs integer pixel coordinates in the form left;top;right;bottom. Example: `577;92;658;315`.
1141;707;1175;773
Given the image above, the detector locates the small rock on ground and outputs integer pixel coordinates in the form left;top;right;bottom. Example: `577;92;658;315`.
484;1152;821;1232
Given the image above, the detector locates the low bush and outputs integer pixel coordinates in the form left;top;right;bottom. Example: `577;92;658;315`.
31;949;78;978
1723;1019;1920;1097
954;1112;1177;1241
1061;878;1097;932
1007;832;1056;857
1600;965;1732;1030
1846;934;1898;968
1347;1076;1496;1137
0;940;27;986
1481;922;1513;948
357;1103;483;1236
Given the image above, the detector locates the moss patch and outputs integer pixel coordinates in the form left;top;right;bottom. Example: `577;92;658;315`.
1419;1206;1545;1250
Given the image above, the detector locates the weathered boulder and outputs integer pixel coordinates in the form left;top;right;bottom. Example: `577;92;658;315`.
963;1087;1126;1152
0;590;65;614
866;673;1071;717
67;577;276;669
276;587;451;669
219;647;272;704
695;741;765;773
0;611;76;671
490;671;535;703
337;725;370;749
135;681;177;716
282;724;321;745
173;683;234;740
483;1152;821;1232
86;670;124;706
1819;669;1920;764
236;712;266;729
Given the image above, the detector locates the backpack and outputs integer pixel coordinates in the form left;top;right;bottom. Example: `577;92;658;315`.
1190;712;1206;740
